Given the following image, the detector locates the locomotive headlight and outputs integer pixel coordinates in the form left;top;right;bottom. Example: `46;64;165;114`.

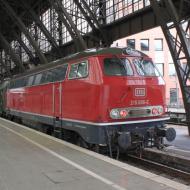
152;107;159;115
119;109;128;118
158;106;163;114
152;106;163;115
110;109;120;119
110;109;128;119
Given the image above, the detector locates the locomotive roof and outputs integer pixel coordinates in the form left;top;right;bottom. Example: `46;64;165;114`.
12;47;148;80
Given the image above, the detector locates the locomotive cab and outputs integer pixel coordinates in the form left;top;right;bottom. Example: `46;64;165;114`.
99;48;176;150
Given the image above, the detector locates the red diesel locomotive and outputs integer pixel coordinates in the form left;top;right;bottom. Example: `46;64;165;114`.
0;47;176;153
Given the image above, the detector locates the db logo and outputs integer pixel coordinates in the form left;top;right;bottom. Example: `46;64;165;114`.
134;88;146;97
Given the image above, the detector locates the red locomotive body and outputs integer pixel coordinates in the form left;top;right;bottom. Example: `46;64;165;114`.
4;47;176;151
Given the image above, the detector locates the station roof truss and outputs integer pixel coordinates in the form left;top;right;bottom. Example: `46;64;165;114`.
0;0;155;77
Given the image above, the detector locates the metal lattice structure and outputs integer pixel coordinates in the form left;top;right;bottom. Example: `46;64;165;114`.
150;0;190;135
0;0;152;75
0;0;190;134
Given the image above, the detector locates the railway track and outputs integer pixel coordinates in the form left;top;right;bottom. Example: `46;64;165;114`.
121;149;190;185
166;121;187;126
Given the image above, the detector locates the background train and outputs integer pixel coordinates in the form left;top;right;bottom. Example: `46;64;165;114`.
0;47;176;155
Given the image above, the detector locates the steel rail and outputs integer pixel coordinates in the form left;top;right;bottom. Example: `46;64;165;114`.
124;153;190;185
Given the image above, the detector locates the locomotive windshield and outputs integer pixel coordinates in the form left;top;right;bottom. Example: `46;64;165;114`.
104;58;133;76
133;58;160;76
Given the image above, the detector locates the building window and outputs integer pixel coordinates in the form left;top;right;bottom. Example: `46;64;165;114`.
155;38;163;51
170;88;178;104
156;63;164;76
127;39;135;49
155;52;164;63
140;39;149;51
169;63;176;76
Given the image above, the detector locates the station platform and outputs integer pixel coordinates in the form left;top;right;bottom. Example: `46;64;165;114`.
0;118;189;190
166;125;190;157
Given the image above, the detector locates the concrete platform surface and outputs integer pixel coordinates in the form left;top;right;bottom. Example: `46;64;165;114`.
0;118;189;190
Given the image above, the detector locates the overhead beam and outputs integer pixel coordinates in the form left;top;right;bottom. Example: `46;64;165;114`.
0;0;48;65
73;0;110;46
105;7;158;42
48;0;87;51
0;31;25;72
12;31;37;64
0;55;11;77
20;0;62;57
24;6;156;59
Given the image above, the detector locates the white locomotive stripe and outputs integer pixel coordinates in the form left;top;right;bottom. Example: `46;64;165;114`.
9;108;170;126
0;123;126;190
0;118;189;190
61;117;170;126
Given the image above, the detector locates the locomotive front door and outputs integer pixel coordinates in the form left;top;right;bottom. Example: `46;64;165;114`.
53;82;62;118
52;82;63;137
53;82;62;124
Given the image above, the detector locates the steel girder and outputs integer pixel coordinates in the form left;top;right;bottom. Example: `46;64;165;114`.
0;55;11;77
150;0;190;135
12;31;37;64
0;31;25;73
73;0;110;46
0;0;48;65
72;0;101;44
19;0;62;57
48;0;87;51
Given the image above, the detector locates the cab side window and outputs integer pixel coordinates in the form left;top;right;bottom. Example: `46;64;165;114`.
34;73;42;85
41;71;53;84
52;64;68;81
27;75;35;86
69;61;88;79
45;71;54;83
9;64;68;88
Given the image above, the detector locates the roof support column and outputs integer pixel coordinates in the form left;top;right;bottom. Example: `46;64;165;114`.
150;0;190;135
